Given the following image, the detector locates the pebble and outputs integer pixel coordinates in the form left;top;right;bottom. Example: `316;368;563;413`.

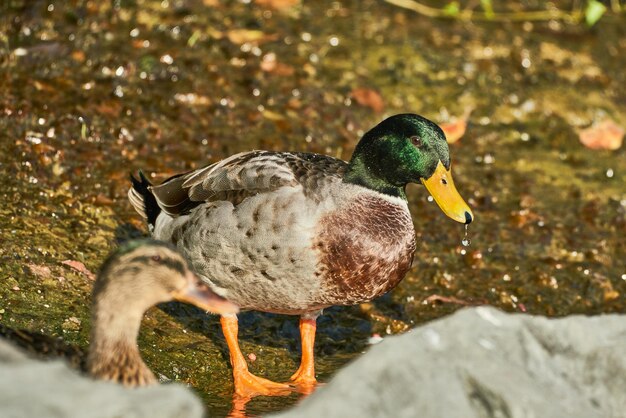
368;334;384;345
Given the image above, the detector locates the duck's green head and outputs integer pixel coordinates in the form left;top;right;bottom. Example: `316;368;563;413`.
345;113;473;224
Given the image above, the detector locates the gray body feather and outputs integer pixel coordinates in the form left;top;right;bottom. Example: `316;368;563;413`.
134;151;416;315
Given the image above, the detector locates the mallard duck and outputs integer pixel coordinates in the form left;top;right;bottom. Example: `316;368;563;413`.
1;240;238;387
128;114;473;396
88;239;238;386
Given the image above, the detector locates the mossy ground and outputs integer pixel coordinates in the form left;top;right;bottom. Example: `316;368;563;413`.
1;1;624;416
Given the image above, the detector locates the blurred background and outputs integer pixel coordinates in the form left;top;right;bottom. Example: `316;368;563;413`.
1;0;625;416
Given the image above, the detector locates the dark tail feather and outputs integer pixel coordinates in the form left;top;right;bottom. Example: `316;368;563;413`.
128;170;161;228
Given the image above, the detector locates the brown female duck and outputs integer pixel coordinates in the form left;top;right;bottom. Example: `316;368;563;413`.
86;239;238;386
1;240;238;387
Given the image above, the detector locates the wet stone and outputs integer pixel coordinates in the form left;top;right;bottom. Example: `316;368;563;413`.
1;0;625;416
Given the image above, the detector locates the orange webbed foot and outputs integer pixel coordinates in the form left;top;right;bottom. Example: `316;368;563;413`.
289;363;318;395
233;368;293;398
289;365;317;385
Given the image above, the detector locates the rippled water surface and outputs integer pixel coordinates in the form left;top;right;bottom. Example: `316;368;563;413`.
1;1;625;416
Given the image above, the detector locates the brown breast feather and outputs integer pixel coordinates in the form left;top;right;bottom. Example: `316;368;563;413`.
314;195;416;305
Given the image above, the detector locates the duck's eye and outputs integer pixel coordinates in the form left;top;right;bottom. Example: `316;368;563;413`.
410;136;422;147
151;255;162;262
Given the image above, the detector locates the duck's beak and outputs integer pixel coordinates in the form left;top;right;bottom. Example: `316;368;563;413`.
421;161;474;224
173;272;239;315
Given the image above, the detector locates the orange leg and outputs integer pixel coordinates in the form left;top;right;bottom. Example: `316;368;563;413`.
290;317;318;390
220;315;292;397
227;394;251;418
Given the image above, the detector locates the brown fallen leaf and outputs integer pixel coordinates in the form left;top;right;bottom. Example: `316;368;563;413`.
27;264;52;279
131;39;148;49
262;109;286;121
351;88;384;113
423;294;483;306
95;100;122;117
260;54;295;76
33;80;55;92
440;107;473;144
62;260;96;281
94;194;114;206
440;120;466;144
71;50;85;63
226;29;277;45
579;119;624;150
255;0;299;10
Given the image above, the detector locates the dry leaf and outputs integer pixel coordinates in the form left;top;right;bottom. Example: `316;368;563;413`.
131;39;148;49
262;109;285;121
71;50;85;62
440;107;473;144
440;120;467;144
579;119;624;150
27;264;52;279
226;29;277;45
62;260;96;281
33;80;55;92
260;55;295;76
94;193;114;206
351;88;384;113
95;100;122;117
423;294;473;306
255;0;299;10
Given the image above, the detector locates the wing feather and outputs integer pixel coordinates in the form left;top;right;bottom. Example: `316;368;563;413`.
150;150;347;217
152;152;291;216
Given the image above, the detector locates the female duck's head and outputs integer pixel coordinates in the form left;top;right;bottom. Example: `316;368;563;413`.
88;240;238;386
345;114;474;224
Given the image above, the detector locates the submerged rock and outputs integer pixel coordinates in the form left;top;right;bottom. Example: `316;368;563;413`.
0;339;204;418
276;307;626;418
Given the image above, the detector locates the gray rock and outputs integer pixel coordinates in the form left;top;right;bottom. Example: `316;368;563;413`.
0;339;205;418
276;307;626;418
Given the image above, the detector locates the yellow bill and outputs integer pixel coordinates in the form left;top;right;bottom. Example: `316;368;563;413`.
421;161;474;224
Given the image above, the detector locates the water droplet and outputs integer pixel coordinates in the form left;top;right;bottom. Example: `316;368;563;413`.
461;224;471;247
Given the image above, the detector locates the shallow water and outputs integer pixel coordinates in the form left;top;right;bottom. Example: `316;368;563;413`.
1;0;625;416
